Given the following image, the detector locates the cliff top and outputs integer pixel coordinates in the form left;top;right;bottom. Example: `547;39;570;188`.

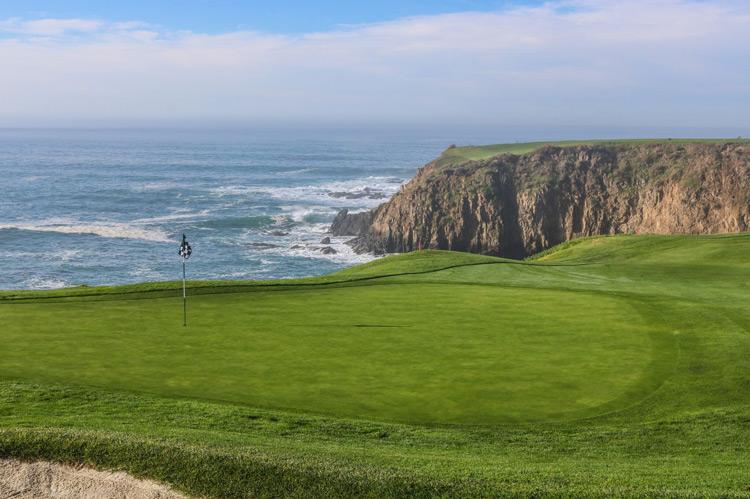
438;137;750;167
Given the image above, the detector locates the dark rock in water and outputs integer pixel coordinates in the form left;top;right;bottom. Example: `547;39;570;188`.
320;246;337;254
269;230;289;236
320;236;331;244
344;235;387;255
290;244;305;250
329;209;374;236
334;142;750;258
248;242;280;250
328;187;386;200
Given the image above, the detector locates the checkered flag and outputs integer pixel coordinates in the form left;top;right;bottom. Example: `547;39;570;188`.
179;234;192;260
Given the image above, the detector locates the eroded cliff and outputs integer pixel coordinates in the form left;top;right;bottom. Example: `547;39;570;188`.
332;142;750;258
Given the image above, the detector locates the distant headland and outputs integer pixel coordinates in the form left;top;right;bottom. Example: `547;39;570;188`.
331;139;750;258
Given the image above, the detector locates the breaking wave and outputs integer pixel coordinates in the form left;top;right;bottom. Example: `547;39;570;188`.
23;277;68;290
0;220;172;243
197;216;279;229
208;176;403;208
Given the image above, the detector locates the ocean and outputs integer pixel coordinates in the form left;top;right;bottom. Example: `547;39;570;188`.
0;128;463;289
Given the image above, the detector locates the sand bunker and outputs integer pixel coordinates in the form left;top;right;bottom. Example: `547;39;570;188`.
0;458;189;498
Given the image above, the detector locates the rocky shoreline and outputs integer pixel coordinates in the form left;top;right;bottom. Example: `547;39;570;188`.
330;142;750;258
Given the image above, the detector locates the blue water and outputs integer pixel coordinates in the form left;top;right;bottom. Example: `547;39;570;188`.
0;129;459;289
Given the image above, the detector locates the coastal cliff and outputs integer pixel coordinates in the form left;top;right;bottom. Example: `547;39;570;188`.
331;142;750;258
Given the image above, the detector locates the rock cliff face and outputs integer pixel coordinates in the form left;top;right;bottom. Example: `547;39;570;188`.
329;209;375;236
331;143;750;258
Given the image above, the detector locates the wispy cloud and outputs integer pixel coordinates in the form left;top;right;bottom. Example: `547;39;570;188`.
0;0;748;128
0;17;105;36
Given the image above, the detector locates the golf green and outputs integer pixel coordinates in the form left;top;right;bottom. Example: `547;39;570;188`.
0;283;663;424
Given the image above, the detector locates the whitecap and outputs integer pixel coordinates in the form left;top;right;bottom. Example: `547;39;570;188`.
0;219;172;243
276;167;315;176
207;176;404;208
133;181;183;192
57;249;83;262
258;222;379;266
132;209;211;225
278;205;339;223
24;277;68;290
280;240;377;266
208;185;256;197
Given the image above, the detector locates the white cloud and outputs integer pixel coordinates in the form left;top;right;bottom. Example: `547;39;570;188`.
0;17;104;36
0;0;748;128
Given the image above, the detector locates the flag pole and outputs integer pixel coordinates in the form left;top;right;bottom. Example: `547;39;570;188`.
182;259;187;327
179;233;192;328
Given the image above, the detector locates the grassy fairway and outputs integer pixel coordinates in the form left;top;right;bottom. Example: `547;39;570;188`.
1;234;749;497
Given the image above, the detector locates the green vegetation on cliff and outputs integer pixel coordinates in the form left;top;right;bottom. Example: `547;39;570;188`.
1;233;750;497
437;137;750;166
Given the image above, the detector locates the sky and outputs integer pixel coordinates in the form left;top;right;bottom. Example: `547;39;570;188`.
0;0;748;132
0;1;547;34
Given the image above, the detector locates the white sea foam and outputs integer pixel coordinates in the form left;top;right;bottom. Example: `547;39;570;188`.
131;209;210;224
0;219;172;243
57;249;83;262
278;205;339;223
215;271;254;279
208;185;256;197
136;181;182;191
128;265;165;280
24;277;68;290
0;248;84;262
253;221;378;266
281;240;377;266
276;167;315;176
208;176;404;208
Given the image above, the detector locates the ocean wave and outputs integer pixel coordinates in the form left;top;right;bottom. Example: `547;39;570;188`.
278;205;339;223
208;176;403;208
133;181;184;192
23;276;68;290
0;248;84;262
132;210;211;224
197;215;280;230
0;220;172;243
57;249;83;262
245;221;377;266
207;185;257;197
276;167;316;176
274;239;376;266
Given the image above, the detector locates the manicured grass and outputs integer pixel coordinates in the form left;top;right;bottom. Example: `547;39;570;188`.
437;138;750;166
1;234;749;497
0;283;659;424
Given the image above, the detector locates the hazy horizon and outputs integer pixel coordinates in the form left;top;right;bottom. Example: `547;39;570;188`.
1;125;748;147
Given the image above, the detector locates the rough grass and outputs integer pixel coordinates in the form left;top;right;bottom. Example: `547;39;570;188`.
437;138;750;166
1;234;750;497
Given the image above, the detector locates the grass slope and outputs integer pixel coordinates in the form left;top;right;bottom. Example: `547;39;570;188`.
1;234;749;497
437;138;750;166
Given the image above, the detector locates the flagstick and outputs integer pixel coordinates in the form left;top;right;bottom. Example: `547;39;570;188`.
182;259;187;327
179;233;192;328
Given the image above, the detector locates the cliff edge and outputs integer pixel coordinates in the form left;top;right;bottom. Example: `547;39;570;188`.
331;140;750;258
